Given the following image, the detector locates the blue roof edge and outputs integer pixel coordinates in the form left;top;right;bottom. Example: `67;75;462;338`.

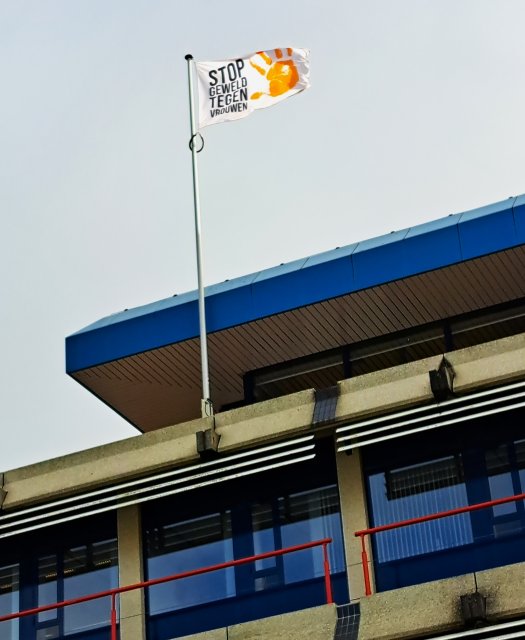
66;195;524;373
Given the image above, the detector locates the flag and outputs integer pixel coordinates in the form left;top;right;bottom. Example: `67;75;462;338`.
195;48;310;129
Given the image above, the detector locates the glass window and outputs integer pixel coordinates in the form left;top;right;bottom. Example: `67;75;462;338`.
252;502;279;572
451;303;525;350
280;486;345;584
146;487;346;609
364;419;525;592
0;514;117;639
38;554;58;624
146;511;235;614
248;486;345;591
368;455;473;562
515;439;525;490
486;445;516;517
0;563;19;640
350;327;445;377
252;352;344;402
63;539;118;636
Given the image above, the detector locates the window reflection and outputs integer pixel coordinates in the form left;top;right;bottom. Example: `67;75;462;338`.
63;540;118;635
515;439;525;492
368;456;473;562
144;438;350;640
280;487;345;584
249;487;345;591
147;511;235;614
486;445;516;517
0;563;19;640
252;502;279;572
143;437;349;640
38;554;58;623
365;424;525;591
145;485;346;616
0;515;118;638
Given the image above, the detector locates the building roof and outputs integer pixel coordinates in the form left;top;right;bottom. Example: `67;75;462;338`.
66;194;525;431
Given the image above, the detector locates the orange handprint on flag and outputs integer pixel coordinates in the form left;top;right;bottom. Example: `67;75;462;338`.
250;48;299;100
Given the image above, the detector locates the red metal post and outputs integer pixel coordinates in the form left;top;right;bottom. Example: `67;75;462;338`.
110;593;117;640
322;542;333;604
359;534;372;597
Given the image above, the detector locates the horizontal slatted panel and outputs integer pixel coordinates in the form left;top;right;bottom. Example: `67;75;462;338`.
0;437;315;539
336;380;525;451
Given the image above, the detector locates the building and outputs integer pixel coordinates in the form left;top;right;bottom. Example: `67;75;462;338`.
1;194;525;640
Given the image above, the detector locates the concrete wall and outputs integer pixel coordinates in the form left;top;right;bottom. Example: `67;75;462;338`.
358;561;525;640
3;333;524;511
178;604;337;640
117;505;146;640
476;562;525;622
336;449;375;600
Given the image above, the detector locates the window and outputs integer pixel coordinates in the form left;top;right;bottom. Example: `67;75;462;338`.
369;456;472;563
143;439;348;639
279;487;345;584
0;563;19;640
0;514;117;640
364;413;525;591
147;511;235;614
63;539;118;636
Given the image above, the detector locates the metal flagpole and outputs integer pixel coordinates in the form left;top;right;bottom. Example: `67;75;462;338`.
185;54;213;418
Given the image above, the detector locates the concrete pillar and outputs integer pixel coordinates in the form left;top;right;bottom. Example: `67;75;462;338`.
336;447;375;600
117;504;146;640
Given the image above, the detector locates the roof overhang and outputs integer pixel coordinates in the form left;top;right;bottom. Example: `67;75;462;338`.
66;195;525;432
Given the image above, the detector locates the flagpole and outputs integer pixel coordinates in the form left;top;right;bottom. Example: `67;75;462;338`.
185;54;213;419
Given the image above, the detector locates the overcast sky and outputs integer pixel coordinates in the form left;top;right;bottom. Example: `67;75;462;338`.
2;1;525;471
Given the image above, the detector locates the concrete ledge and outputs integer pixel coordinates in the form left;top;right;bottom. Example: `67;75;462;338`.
228;604;337;640
359;560;525;640
3;416;207;508
336;333;525;425
336;357;436;423
215;389;314;452
476;561;525;621
358;574;476;640
451;333;525;393
176;605;336;640
178;630;227;640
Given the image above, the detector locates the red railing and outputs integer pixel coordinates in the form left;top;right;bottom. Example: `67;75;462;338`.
0;538;333;639
355;492;525;596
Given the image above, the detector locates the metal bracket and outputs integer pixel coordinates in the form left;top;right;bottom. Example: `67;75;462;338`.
460;592;487;628
196;420;221;461
0;473;7;510
189;132;205;153
429;356;455;402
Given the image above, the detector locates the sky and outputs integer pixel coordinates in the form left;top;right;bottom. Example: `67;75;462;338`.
1;0;525;471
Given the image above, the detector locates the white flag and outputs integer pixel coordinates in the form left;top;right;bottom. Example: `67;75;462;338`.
195;48;310;129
